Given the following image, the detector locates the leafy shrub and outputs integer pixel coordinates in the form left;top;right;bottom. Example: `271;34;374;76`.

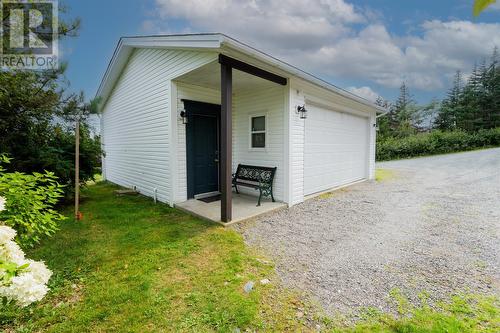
0;156;66;248
1;123;102;201
377;127;500;161
37;124;102;200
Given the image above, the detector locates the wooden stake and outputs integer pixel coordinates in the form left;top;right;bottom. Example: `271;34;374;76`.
75;118;81;220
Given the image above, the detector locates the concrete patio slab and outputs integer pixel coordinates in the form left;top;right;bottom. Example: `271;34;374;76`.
175;193;287;225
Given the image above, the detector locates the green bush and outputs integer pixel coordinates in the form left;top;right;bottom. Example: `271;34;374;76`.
37;124;102;200
1;123;102;201
0;156;66;248
377;128;500;161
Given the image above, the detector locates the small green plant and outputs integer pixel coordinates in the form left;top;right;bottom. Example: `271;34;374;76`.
0;261;28;286
389;288;412;315
0;155;66;248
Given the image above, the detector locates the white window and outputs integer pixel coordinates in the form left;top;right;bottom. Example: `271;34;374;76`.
250;115;266;149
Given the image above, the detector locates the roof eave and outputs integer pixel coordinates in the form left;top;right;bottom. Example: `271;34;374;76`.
218;34;385;113
95;34;224;107
96;33;386;113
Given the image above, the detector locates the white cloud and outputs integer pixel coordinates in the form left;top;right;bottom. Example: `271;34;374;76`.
303;20;500;90
347;86;380;102
148;0;500;92
153;0;363;51
156;0;364;24
490;2;500;10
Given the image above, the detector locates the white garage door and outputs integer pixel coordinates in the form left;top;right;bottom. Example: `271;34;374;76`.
304;104;369;195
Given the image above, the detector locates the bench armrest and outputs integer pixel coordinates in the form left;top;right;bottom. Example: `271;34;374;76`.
258;180;272;188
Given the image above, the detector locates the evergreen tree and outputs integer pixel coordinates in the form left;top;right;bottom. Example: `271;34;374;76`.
489;47;500;128
461;50;499;131
435;71;462;130
436;47;500;132
389;82;420;137
483;47;500;129
375;96;391;137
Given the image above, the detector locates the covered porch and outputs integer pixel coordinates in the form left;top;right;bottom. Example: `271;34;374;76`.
176;193;286;225
172;54;289;223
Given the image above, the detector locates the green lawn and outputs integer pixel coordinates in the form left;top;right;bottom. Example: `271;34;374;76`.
1;182;314;332
1;182;498;332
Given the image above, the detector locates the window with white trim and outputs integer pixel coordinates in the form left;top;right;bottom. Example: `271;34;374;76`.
250;115;266;148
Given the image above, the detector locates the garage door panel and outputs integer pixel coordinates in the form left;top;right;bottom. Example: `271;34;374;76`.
304;104;369;195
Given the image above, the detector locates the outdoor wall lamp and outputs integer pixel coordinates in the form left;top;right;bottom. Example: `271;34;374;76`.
296;105;307;119
180;110;188;124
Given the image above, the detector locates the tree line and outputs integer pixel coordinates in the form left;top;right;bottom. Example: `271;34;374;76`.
377;47;500;139
0;9;101;201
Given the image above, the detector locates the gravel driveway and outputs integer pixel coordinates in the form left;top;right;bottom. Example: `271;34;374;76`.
234;148;500;315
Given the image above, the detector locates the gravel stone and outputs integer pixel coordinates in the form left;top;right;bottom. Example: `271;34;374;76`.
243;281;255;293
234;148;500;315
260;278;271;285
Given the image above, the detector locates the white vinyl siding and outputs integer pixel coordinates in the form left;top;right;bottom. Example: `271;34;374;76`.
368;113;377;180
101;48;217;204
289;80;306;205
233;85;286;202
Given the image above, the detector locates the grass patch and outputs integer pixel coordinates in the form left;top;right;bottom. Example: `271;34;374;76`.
375;168;397;182
318;192;335;199
0;182;313;332
335;292;499;333
1;182;498;332
316;188;349;200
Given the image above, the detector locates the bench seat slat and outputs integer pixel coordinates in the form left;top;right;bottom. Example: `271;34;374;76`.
234;181;259;189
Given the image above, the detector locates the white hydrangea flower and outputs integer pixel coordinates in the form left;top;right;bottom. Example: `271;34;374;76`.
0;239;25;265
0;272;49;307
0;196;5;212
25;259;52;284
0;226;53;307
0;225;17;245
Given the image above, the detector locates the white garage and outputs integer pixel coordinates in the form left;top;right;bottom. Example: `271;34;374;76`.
97;33;385;222
304;103;370;196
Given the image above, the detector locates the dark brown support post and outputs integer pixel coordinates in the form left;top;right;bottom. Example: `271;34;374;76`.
220;63;232;222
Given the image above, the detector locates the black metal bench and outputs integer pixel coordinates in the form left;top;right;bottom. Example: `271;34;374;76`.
232;164;277;206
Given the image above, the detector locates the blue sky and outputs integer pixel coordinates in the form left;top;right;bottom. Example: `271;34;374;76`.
61;0;500;104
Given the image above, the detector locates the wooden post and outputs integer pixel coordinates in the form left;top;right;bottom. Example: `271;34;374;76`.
75;118;80;220
220;63;232;222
